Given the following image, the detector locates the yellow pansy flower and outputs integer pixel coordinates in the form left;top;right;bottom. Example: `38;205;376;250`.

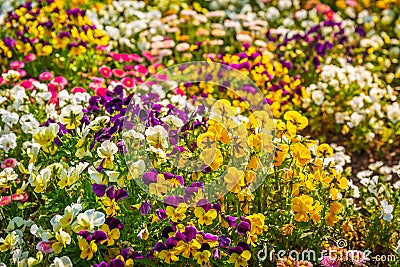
292;195;314;222
78;238;97;260
291;142;312;166
175;239;201;258
194;250;211;265
52;229;71;254
166;203;187;222
224;167;245;193
284;111;308;130
158;249;179;263
228;250;252;267
100;224;120;246
194;207;217;225
315;144;334;157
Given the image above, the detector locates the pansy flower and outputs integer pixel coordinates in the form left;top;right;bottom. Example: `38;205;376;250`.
100;186;129;216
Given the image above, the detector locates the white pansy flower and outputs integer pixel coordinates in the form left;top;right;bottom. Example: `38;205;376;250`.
71;92;91;105
128;160;146;179
347;112;363;128
360;175;384;195
19;114;39;134
161;115;184;128
387;102;400;123
311;90;325;106
97;140;118;169
145;125;168;150
347;180;360;198
266;7;280;21
89;116;110;131
122;129;145;140
0;167;18;186
50;256;73;267
30;224;52;242
335;112;348;124
29;166;52;193
2;111;19;128
59;104;84;130
6;217;32;233
73;209;105;233
0;132;17;153
380;200;393;222
88;166;104;184
349;95;364;111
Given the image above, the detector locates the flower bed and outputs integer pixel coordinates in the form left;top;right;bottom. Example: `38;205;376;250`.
0;0;399;266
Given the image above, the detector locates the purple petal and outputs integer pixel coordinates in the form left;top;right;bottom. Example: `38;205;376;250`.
109;259;125;267
92;230;108;244
106;217;124;230
78;230;92;241
154;242;166;252
142;172;158;185
184;226;197;242
92;184;107;197
106;186;115;199
140;201;151;215
114;189;129;201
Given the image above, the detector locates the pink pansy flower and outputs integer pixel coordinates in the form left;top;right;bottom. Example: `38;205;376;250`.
94;87;107;96
20;80;34;90
123;65;135;71
142;51;154;62
10;60;25;69
92;76;105;83
112;68;125;78
325;9;334;20
316;3;330;13
12;193;28;203
320;256;340;267
96;45;109;51
316;3;334;20
17;69;26;77
120;53;130;62
1;158;17;169
0;196;12;206
99;66;112;78
36;241;54;254
121;77;135;88
112;53;123;62
52;76;68;86
39;71;54;81
135;64;148;76
152;63;166;71
134;76;144;84
24;53;36;62
48;83;62;92
129;54;143;63
346;0;357;7
174;88;185;96
72;87;87;94
50;90;59;99
48;98;59;106
89;81;103;90
154;73;169;82
348;250;366;266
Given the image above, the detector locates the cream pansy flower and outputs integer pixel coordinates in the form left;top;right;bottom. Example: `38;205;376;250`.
73;209;105;233
97;140;118;169
59;104;84;130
